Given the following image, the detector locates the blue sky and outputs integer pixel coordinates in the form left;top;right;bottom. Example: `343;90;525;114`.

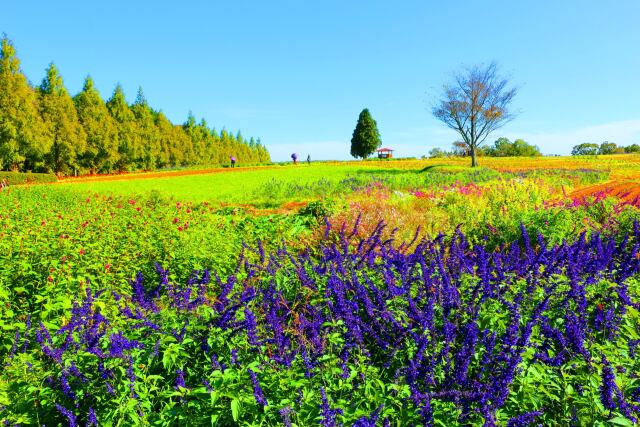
3;1;640;161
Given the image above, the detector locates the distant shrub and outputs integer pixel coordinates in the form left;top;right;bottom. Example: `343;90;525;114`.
0;171;57;185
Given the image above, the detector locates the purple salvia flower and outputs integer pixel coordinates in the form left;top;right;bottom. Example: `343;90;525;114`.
55;404;77;427
629;339;640;358
279;406;293;427
105;382;115;395
248;368;268;406
506;409;544;427
127;356;137;399
152;339;161;358
59;370;77;402
67;362;87;383
87;407;98;426
175;369;187;390
600;356;617;412
352;405;383;427
319;387;342;427
210;353;223;371
108;332;143;357
8;330;19;359
21;314;31;353
244;306;259;346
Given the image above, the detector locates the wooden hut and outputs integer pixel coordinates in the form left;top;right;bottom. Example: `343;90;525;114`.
377;148;394;159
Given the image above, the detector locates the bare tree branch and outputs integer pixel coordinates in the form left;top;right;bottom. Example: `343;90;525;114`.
432;62;518;167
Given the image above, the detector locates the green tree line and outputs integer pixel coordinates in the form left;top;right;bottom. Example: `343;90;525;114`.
429;137;541;158
0;36;270;175
571;142;640;155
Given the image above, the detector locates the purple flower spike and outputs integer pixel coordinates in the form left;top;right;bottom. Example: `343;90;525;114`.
55;404;77;427
248;368;268;406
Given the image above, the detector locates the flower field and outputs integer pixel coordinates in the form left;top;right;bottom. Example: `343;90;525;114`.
2;157;640;426
568;182;640;209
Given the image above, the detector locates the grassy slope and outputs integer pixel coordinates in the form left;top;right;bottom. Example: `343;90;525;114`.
56;163;400;203
55;154;639;204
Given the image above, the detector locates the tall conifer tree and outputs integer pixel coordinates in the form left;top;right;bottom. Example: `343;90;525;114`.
0;36;47;171
350;108;382;159
74;76;119;173
131;87;160;170
106;84;139;172
38;63;86;174
154;111;181;167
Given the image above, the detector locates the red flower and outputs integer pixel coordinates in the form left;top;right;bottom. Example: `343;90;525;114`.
79;248;85;255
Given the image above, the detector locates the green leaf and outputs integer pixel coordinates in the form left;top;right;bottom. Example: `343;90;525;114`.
231;398;240;422
608;417;635;426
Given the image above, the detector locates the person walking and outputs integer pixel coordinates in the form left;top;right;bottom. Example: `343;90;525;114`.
230;156;236;168
307;154;311;165
291;153;298;164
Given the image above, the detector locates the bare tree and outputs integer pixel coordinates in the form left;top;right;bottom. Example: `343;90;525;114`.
432;62;517;167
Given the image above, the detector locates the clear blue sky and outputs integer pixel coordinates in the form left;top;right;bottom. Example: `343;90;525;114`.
3;1;640;160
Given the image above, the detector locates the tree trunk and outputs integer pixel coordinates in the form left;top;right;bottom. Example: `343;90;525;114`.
470;145;478;167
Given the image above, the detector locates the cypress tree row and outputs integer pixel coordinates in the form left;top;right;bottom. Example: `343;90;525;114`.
0;36;271;175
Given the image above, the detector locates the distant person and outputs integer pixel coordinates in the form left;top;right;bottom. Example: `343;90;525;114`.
291;153;298;164
230;156;236;168
307;154;311;165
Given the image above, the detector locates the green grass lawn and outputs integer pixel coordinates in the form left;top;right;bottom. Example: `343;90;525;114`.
55;157;616;206
57;163;427;204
